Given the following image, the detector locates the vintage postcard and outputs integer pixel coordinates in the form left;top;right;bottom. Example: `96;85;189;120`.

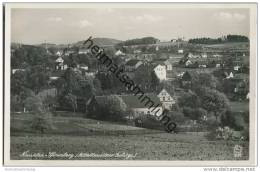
3;3;257;166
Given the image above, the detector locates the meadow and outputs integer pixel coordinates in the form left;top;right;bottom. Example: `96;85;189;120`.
10;113;249;160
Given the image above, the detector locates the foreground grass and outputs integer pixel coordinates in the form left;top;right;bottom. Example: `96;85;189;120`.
10;113;249;160
11;133;249;160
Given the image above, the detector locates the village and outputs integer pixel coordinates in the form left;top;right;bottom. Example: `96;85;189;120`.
10;35;250;160
11;36;250;128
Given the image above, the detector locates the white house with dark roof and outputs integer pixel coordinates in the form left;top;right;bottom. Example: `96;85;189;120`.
154;64;167;81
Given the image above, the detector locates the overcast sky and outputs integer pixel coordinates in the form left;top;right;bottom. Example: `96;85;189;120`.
11;8;249;44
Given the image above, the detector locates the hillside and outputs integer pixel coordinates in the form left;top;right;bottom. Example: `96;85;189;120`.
75;37;122;47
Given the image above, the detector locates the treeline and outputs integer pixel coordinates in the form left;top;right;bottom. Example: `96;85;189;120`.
188;35;249;44
117;37;159;46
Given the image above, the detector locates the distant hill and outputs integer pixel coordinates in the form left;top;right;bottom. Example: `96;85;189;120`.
74;37;122;47
12;37;122;49
117;37;159;46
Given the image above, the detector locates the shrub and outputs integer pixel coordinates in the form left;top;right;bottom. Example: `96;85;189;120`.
221;110;245;131
215;126;234;140
182;107;207;121
31;112;53;134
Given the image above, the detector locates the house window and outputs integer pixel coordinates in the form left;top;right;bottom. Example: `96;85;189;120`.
163;97;165;101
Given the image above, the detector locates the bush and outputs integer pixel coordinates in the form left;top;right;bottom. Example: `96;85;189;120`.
31;112;53;134
207;126;234;140
134;115;164;130
182;107;207;121
221;110;245;131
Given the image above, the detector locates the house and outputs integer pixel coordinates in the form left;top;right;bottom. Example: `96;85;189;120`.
181;71;192;89
225;72;234;79
154;64;167;81
201;53;207;58
121;94;163;118
49;70;65;81
55;56;68;70
85;69;97;77
115;50;125;56
212;54;223;58
152;59;172;71
125;59;143;72
78;48;91;54
56;51;62;56
157;89;176;110
88;94;163;120
178;49;184;54
164;60;172;71
79;65;89;71
133;49;142;54
234;65;241;71
185;59;193;66
12;68;26;74
64;50;75;56
246;92;250;100
168;54;183;66
187;52;201;58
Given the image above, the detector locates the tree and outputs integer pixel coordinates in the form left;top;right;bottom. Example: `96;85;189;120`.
178;91;200;108
182;107;207;121
31;112;53;134
200;87;230;122
192;73;220;91
24;94;53;134
11;70;28;95
26;65;51;94
151;71;160;91
24;94;44;113
97;95;127;121
64;93;77;113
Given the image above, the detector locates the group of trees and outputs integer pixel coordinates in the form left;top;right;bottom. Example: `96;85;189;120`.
11;45;55;112
117;37;159;46
188;35;249;44
55;68;102;111
178;73;230;125
88;95;128;121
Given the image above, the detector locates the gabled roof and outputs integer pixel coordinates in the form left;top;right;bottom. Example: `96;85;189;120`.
55;57;64;63
157;88;175;97
120;93;161;108
125;59;142;66
181;71;192;81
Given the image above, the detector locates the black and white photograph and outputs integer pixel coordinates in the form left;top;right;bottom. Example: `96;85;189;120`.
3;2;257;167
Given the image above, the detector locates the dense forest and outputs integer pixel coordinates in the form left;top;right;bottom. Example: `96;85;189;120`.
188;35;249;44
117;37;159;46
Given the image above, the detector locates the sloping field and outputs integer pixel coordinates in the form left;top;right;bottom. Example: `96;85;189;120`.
11;113;162;136
10;113;249;160
203;42;249;49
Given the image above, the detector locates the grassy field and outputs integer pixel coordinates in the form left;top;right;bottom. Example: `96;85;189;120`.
203;42;249;49
10;113;249;160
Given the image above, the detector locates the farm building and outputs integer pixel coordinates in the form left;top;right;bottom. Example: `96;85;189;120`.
87;94;163;120
125;59;143;72
157;89;176;110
